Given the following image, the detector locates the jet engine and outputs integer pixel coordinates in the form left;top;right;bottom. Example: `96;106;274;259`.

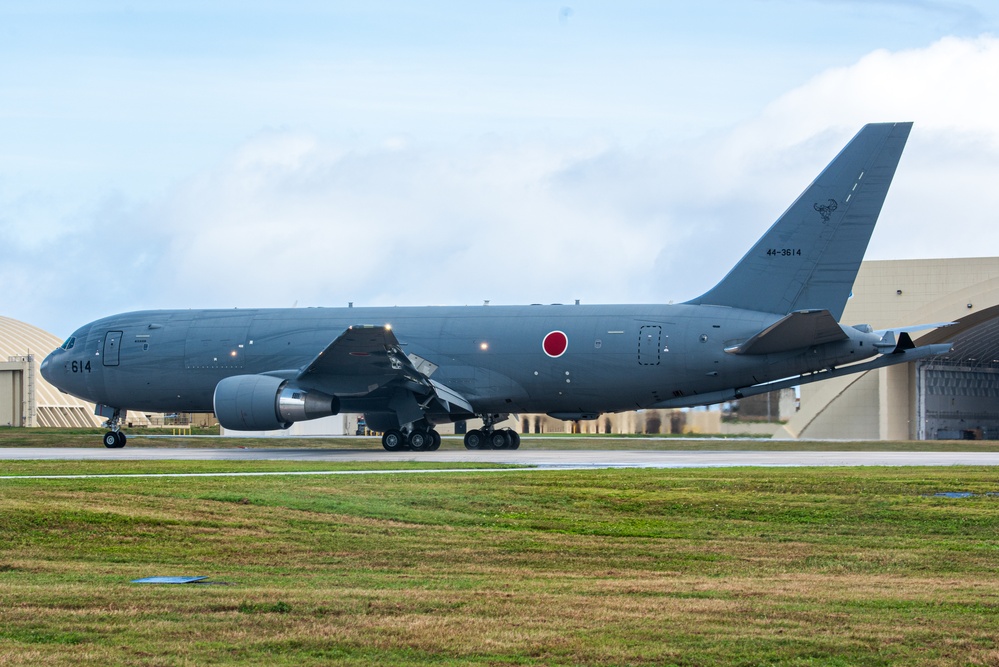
213;374;340;432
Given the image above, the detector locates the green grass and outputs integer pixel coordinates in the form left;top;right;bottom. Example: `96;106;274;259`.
2;464;999;665
0;459;522;477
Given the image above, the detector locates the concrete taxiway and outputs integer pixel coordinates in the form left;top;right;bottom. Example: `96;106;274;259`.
2;448;999;469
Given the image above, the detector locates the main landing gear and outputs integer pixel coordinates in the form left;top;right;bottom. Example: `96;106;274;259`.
377;416;520;452
463;428;520;450
102;408;127;448
381;426;442;452
463;414;520;450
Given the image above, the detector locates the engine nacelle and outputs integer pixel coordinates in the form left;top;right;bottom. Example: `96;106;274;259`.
214;374;340;432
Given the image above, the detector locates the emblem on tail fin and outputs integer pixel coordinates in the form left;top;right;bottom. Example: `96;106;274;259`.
813;199;838;222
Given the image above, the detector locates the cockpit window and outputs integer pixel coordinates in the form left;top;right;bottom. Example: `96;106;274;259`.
60;337;76;350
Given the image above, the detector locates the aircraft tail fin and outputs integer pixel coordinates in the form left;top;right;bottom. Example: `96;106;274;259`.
686;122;912;320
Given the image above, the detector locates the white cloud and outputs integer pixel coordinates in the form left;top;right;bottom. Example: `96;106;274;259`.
733;36;999;258
8;35;999;336
138;131;666;310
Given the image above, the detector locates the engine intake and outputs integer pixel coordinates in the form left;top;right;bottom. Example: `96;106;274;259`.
214;374;339;432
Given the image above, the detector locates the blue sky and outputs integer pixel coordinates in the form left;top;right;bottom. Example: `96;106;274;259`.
3;1;999;336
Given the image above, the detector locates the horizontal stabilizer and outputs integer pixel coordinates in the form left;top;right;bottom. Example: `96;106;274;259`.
725;310;847;355
874;322;955;353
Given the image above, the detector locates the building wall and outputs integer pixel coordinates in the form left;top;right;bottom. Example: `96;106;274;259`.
1;358;29;427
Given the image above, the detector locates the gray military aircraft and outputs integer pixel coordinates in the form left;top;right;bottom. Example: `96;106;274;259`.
41;122;952;450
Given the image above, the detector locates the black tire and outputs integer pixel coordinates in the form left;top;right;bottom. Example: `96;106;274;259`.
508;430;521;450
103;431;125;449
409;430;430;451
489;431;510;449
382;429;406;452
428;430;442;451
464;429;484;450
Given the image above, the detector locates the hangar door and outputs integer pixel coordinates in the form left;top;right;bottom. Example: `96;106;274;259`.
917;362;999;440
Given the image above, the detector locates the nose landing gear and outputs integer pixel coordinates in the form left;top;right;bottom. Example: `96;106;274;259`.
101;408;127;448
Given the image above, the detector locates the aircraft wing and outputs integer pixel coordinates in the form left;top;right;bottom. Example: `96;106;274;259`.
725;310;847;355
295;325;425;395
294;324;473;413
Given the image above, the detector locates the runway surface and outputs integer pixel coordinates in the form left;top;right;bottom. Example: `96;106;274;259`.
3;447;999;469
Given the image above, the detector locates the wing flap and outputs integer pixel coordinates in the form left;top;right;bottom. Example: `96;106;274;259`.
429;379;474;414
726;309;848;355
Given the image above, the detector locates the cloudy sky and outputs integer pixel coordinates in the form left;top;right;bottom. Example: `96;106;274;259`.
3;1;998;337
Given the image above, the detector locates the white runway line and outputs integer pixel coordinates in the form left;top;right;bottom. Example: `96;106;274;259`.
2;448;999;479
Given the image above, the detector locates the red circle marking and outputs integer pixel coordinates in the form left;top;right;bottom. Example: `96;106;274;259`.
543;330;568;358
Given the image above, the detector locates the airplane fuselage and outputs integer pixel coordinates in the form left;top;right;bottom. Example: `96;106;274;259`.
42;303;877;420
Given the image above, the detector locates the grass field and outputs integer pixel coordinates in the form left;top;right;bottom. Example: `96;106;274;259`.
2;449;999;666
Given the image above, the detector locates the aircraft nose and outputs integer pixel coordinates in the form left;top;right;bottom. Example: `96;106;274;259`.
39;350;57;384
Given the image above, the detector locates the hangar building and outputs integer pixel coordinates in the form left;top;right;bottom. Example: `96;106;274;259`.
776;257;999;440
0;316;102;427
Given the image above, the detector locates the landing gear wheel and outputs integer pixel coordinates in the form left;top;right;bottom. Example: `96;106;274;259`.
382;429;406;452
103;431;125;449
428;430;442;451
100;407;127;448
464;429;484;450
507;430;521;450
489;430;510;449
409;429;431;451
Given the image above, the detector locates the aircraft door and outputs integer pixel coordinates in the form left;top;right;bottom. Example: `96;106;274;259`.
638;326;662;365
103;331;123;367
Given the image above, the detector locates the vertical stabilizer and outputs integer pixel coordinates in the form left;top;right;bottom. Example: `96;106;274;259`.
686;122;911;319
